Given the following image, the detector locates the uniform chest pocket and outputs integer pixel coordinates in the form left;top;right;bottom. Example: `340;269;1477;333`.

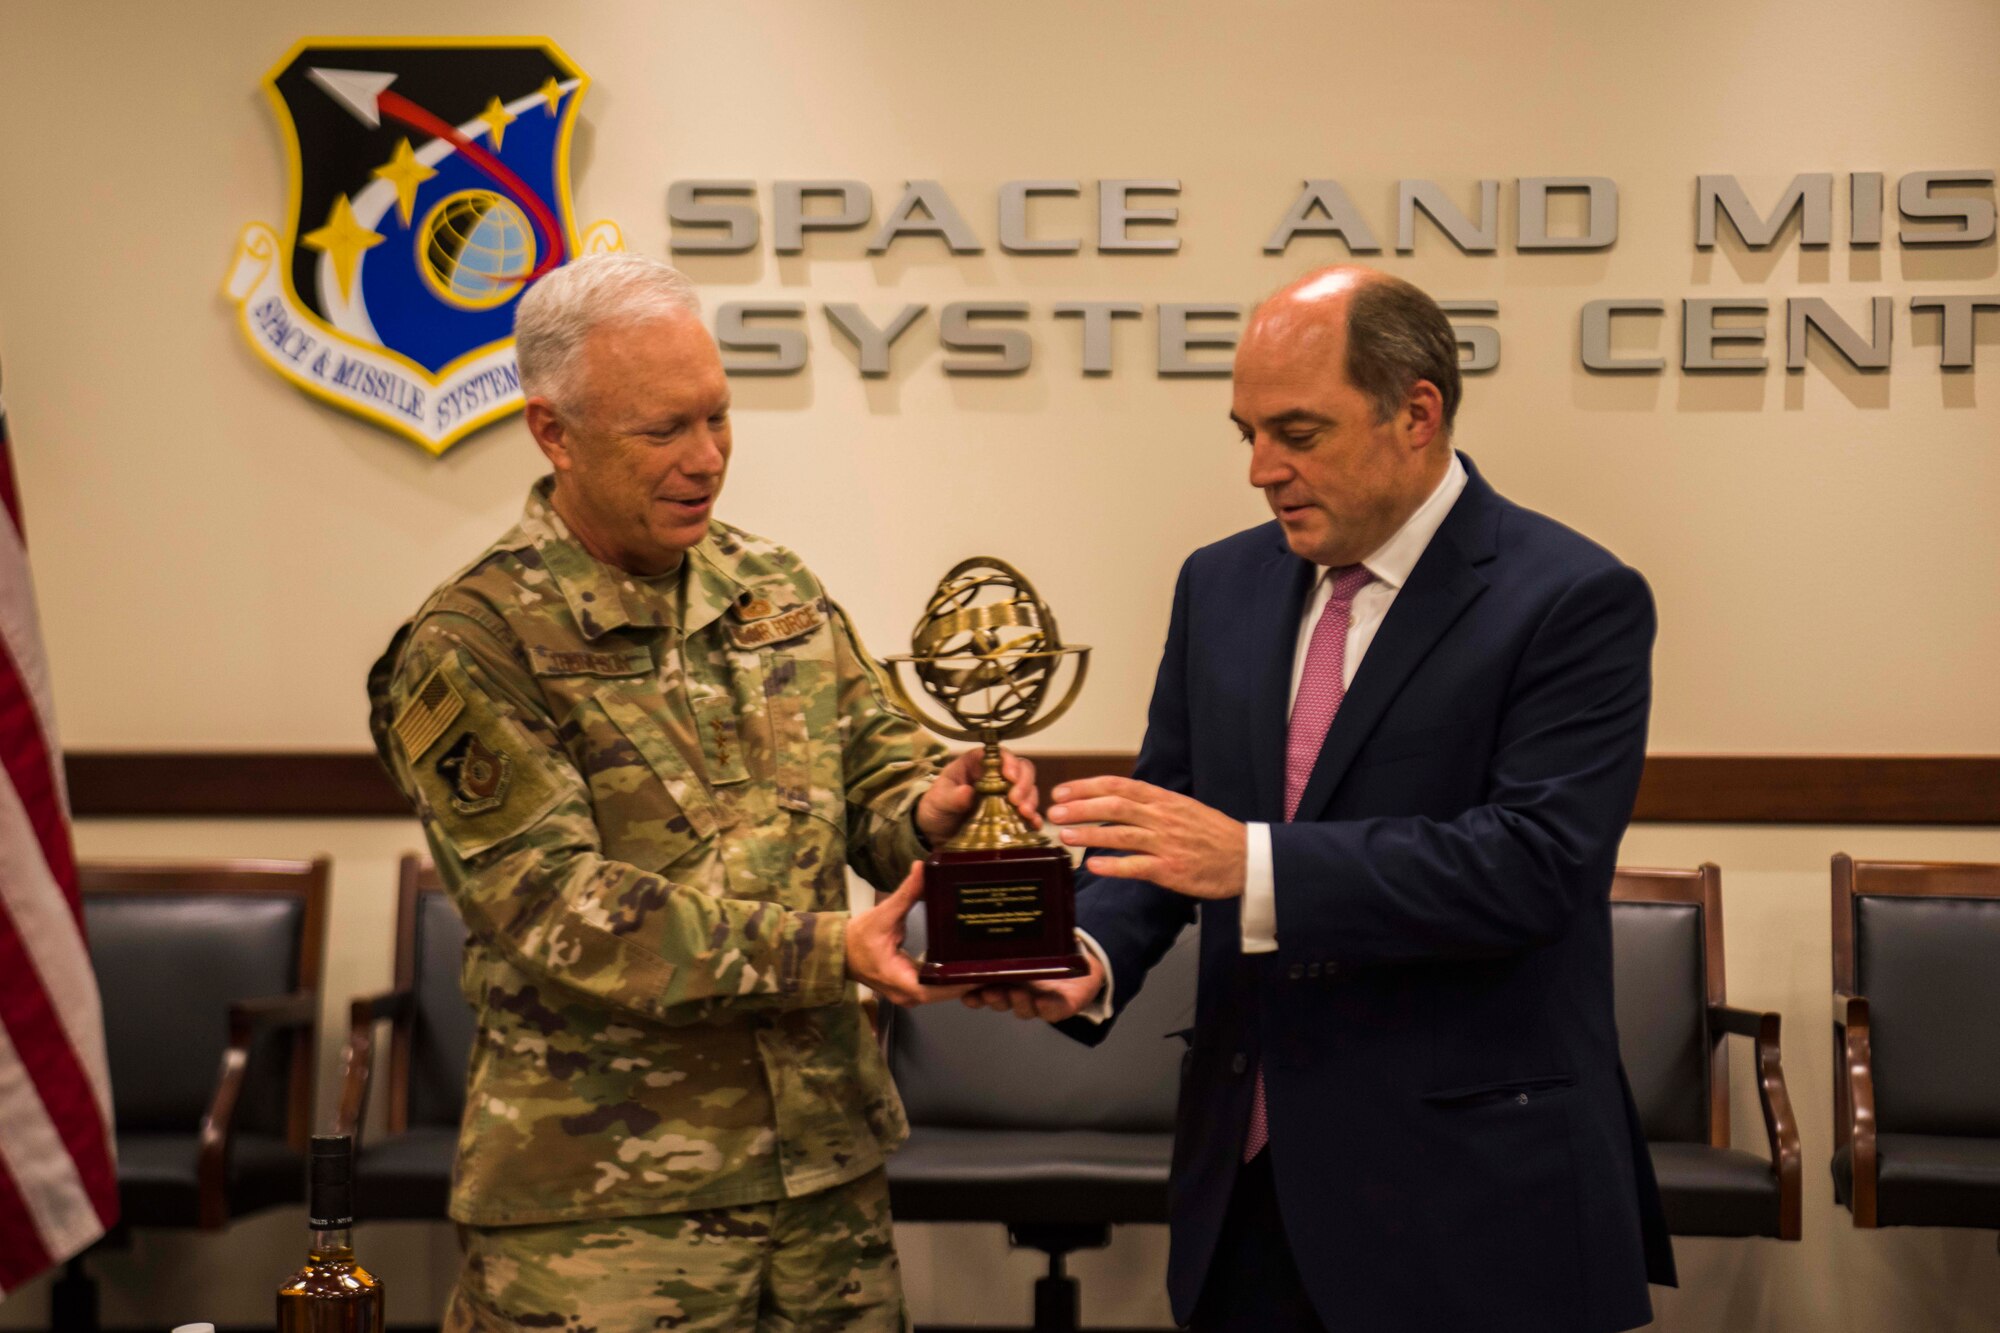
593;683;721;845
766;652;842;825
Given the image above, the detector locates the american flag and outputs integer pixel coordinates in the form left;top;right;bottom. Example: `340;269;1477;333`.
0;380;118;1295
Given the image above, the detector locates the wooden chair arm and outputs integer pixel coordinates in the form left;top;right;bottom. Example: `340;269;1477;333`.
1833;992;1877;1226
232;991;319;1029
350;990;413;1027
335;990;414;1146
196;990;319;1229
1713;1004;1803;1240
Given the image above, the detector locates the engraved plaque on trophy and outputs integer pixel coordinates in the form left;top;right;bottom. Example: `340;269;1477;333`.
881;558;1092;985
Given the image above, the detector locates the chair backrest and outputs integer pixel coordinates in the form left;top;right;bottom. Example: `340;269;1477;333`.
1610;865;1725;1147
887;909;1197;1133
81;858;328;1143
1835;855;2000;1138
390;857;476;1132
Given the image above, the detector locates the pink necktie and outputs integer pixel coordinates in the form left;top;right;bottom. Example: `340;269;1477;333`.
1245;564;1372;1162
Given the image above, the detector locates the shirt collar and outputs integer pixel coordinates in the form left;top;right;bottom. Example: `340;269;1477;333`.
514;477;749;641
1350;451;1467;592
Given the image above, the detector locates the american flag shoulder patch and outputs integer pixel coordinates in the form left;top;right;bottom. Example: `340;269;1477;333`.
393;664;466;758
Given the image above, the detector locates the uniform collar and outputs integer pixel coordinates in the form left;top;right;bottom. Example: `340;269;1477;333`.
513;478;753;641
684;530;755;639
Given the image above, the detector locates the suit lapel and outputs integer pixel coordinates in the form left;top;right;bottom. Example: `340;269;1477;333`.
1247;537;1317;823
1287;460;1501;824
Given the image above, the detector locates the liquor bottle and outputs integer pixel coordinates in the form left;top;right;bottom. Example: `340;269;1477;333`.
277;1135;384;1333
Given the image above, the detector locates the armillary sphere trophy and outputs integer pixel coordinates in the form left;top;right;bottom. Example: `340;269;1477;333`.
882;557;1092;985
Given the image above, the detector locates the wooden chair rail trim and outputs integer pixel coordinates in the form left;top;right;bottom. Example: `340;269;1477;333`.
61;751;2000;824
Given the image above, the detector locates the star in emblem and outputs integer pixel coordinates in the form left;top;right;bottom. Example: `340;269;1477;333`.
478;96;516;150
300;193;384;303
539;76;564;116
371;139;437;228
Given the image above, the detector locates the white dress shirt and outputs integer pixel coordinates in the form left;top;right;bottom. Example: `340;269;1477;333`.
1076;453;1466;1017
1240;452;1466;951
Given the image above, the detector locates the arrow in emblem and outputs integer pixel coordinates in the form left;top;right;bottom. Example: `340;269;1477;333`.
305;67;399;127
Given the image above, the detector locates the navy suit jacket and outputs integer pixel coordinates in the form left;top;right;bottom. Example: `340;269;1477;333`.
1061;455;1676;1332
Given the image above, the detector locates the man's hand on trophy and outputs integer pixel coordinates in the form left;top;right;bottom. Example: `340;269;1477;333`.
1047;777;1248;900
915;746;1042;845
846;862;975;1007
962;945;1106;1022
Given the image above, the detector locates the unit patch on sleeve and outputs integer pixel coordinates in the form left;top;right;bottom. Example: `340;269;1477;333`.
393;665;466;758
435;730;513;814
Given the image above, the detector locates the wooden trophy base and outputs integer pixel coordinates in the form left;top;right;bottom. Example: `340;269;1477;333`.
918;842;1089;986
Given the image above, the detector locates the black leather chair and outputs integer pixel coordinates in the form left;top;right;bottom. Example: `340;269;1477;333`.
1831;854;2000;1235
56;857;329;1333
335;855;475;1221
1611;864;1801;1240
884;912;1196;1333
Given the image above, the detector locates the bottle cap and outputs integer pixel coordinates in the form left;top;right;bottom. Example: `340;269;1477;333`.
307;1133;356;1228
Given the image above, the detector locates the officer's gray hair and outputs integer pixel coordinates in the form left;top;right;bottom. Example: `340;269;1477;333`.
514;253;703;408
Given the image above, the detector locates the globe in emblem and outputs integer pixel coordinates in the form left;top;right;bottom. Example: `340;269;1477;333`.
885;558;1090;743
418;189;536;310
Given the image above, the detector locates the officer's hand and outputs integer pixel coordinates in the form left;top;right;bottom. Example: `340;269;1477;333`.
916;746;1040;845
846;862;974;1008
962;946;1106;1022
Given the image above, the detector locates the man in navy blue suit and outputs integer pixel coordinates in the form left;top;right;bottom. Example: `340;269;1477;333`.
968;267;1676;1331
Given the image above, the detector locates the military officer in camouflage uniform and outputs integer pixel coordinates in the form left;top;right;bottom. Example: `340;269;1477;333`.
367;254;1036;1332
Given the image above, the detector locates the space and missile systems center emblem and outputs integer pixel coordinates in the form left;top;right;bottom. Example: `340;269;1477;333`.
225;38;621;454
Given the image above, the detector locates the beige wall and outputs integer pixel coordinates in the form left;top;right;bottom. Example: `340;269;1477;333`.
3;0;1997;1327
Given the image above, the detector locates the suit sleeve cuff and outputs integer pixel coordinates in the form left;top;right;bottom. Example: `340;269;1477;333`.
1241;822;1278;953
1072;929;1115;1023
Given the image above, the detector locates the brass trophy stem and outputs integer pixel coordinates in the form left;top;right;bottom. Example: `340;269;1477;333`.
943;731;1046;852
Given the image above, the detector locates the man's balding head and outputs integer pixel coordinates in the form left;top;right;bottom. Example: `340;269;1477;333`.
1247;266;1462;436
1231;266;1458;567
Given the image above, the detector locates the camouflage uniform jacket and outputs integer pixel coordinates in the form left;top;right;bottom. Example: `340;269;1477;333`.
368;479;944;1227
